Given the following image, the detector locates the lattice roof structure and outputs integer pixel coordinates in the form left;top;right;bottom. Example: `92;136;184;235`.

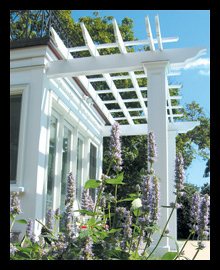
47;14;206;136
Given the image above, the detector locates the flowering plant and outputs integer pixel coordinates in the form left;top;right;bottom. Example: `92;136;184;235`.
10;123;210;260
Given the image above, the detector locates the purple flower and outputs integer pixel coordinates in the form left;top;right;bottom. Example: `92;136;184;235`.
115;207;132;251
165;228;171;234
65;172;76;206
46;208;54;232
174;152;185;197
148;131;157;165
10;243;17;255
150;175;160;225
79;235;94;260
170;202;182;209
197;194;210;238
10;191;22;216
138;174;151;227
197;241;206;250
25;218;36;244
61;172;76;242
108;121;122;173
81;189;89;212
190;192;200;231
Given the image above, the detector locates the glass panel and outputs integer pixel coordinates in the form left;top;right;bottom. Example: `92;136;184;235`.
10;95;22;183
76;137;83;204
89;143;97;202
60;126;71;214
46;115;57;214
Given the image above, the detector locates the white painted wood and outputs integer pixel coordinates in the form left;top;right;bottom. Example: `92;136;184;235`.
155;14;163;51
143;60;169;253
101;121;200;136
145;15;155;51
47;47;206;78
68;37;179;53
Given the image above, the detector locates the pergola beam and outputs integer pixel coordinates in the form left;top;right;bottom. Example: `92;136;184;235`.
101;121;200;136
47;47;206;79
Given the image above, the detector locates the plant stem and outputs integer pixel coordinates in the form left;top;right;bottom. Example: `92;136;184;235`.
147;196;178;260
192;249;200;260
128;209;140;254
192;236;204;260
174;231;193;260
135;226;144;257
108;202;111;229
10;218;15;232
94;159;113;218
142;231;153;257
112;184;118;229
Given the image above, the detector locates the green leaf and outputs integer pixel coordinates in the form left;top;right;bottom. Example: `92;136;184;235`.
108;228;122;234
74;209;94;216
133;208;142;217
161;252;177;260
41;234;58;241
79;230;91;239
84;179;101;189
88;217;96;226
146;225;162;234
15;219;28;224
118;197;137;203
165;235;180;254
105;172;125;185
10;214;15;220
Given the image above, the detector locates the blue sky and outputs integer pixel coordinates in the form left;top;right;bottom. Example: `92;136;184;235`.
71;10;210;188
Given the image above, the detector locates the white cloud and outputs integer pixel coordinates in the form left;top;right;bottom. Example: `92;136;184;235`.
198;70;210;76
184;57;210;70
172;57;210;76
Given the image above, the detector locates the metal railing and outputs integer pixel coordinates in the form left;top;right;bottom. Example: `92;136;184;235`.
10;10;74;48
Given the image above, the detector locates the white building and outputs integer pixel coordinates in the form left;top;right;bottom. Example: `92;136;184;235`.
10;10;205;255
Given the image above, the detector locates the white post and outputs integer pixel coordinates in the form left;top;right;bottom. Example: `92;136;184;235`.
168;130;178;250
143;61;170;256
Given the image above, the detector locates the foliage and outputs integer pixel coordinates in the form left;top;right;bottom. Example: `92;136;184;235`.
177;182;210;239
176;101;210;169
10;124;210;260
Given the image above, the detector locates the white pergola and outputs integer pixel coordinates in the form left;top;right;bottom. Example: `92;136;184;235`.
47;14;206;254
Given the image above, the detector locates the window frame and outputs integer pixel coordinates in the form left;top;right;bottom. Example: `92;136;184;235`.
10;84;29;191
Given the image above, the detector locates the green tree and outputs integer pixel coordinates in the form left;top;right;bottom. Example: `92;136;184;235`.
176;101;210;170
177;183;200;239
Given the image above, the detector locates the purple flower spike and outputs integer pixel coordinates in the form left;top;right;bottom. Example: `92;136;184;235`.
10;191;22;216
148;131;157;165
190;192;200;230
109;121;123;173
174;152;185;198
197;194;210;238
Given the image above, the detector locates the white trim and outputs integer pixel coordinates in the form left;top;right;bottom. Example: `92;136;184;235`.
10;84;29;191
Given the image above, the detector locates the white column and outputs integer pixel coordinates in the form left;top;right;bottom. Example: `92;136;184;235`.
143;61;170;256
168;130;178;250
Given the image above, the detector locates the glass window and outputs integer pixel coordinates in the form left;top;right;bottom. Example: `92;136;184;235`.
89;143;97;202
60;125;72;214
10;95;22;183
46;114;58;214
76;137;83;204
